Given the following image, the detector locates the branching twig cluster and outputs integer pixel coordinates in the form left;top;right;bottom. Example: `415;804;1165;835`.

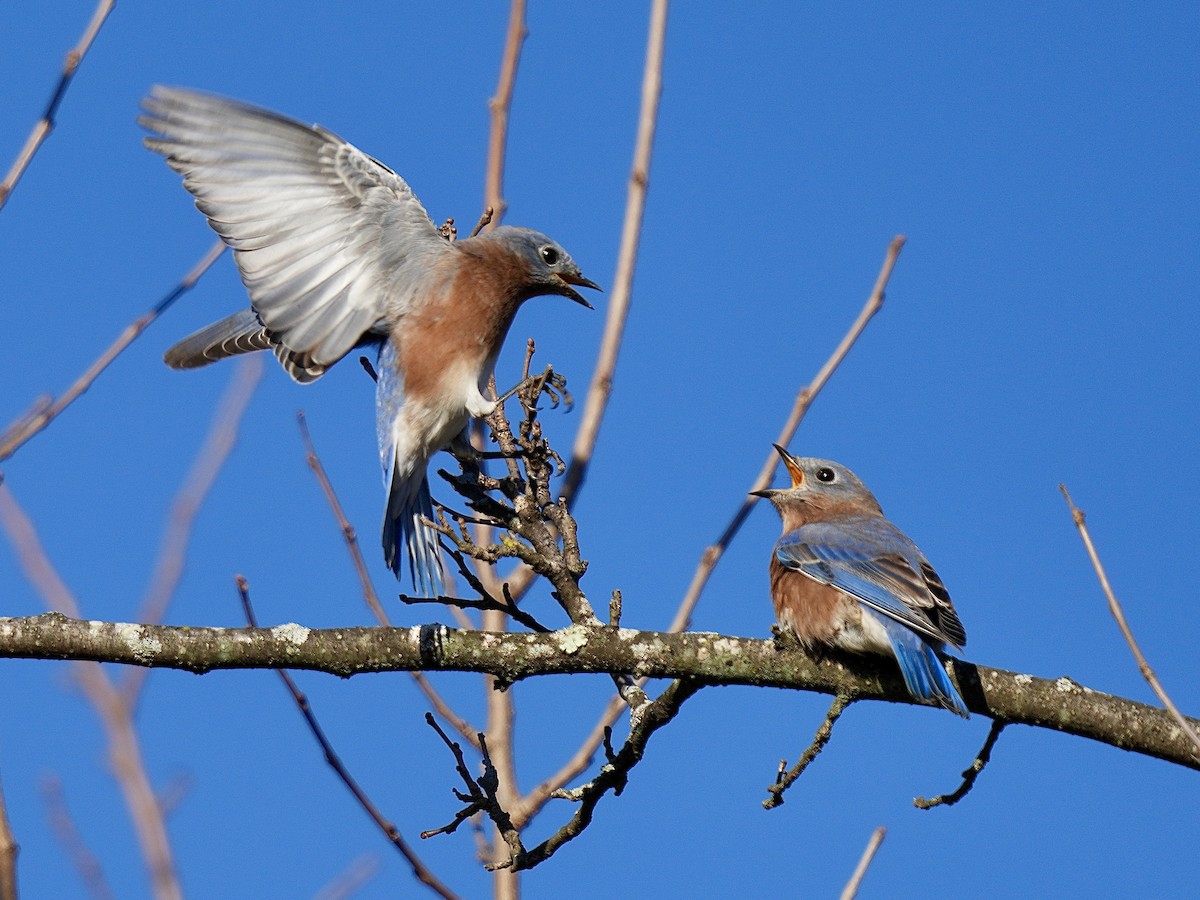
432;365;597;629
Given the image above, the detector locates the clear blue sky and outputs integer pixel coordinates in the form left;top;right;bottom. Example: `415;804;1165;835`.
2;3;1198;898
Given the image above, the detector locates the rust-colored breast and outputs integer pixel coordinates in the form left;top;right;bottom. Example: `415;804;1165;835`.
396;244;527;401
768;555;856;647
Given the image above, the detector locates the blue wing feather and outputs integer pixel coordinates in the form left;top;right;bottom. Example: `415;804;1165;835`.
775;518;960;649
774;516;968;716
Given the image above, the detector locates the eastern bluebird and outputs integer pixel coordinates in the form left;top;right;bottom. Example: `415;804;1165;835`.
753;446;969;717
140;87;600;592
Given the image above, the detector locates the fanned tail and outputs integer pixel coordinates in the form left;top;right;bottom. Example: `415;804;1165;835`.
876;614;969;718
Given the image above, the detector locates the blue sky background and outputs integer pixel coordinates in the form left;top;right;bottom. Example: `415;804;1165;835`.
2;3;1198;897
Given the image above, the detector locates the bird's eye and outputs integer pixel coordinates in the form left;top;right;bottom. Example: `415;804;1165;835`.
540;246;560;266
815;467;836;483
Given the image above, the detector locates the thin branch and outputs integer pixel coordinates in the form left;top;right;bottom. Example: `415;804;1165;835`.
1060;484;1200;757
297;412;482;748
469;207;494;239
0;239;227;464
313;854;381;900
0;771;18;900
122;355;263;703
236;578;460;900
0;0;115;211
0;488;182;900
839;826;886;900
508;678;702;871
763;693;852;809
478;2;535;860
914;719;1006;810
559;0;669;505
40;775;113;900
297;411;389;625
513;692;624;829
482;602;521;879
670;235;905;634
482;0;527;227
401;590;549;635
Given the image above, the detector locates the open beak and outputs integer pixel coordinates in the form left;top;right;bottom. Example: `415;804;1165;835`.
771;443;806;488
751;444;804;498
556;271;602;309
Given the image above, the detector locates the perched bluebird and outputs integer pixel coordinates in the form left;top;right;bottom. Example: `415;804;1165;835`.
753;446;969;717
140;87;599;592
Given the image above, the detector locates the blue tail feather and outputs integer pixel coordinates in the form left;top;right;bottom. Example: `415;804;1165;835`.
381;470;444;595
876;614;969;718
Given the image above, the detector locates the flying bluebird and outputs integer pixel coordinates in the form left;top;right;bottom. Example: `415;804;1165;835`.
753;446;969;717
140;87;600;592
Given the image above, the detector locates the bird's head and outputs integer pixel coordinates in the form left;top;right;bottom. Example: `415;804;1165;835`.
487;226;602;308
751;446;883;521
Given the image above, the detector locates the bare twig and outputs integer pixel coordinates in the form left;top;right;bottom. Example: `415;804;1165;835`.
513;692;624;829
0;0;115;211
314;854;381;900
40;775;113;900
839;826;886;900
401;588;550;635
507;678;702;871
483;0;527;227
670;235;906;634
297;411;389;624
297;413;481;747
914;719;1006;810
122;355;263;703
0;772;18;900
764;693;852;809
560;0;670;505
469;207;494;238
0;488;182;900
236;578;460;900
422;716;524;868
154;774;192;820
0;239;227;463
1060;485;1200;757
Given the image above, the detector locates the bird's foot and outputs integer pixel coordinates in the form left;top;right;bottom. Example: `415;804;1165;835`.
496;366;572;412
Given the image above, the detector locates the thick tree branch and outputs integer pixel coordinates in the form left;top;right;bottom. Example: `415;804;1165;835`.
1;614;1196;771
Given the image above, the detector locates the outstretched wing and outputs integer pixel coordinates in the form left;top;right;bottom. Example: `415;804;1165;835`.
141;86;447;369
775;516;966;650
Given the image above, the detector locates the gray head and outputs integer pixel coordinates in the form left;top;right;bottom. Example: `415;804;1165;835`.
751;445;883;522
476;226;601;308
